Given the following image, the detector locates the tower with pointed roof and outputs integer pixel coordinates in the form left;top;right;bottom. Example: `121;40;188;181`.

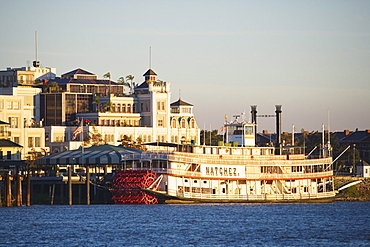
143;69;157;82
135;69;171;142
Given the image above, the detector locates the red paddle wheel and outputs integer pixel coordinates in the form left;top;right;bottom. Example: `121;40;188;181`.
111;170;159;204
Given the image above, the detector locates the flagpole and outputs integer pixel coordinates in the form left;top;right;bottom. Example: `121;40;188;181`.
209;124;211;146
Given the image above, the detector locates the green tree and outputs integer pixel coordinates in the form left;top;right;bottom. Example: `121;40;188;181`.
83;126;105;147
200;129;222;146
103;72;111;80
119;135;147;150
125;75;135;94
104;72;111;95
104;100;113;112
118;76;132;94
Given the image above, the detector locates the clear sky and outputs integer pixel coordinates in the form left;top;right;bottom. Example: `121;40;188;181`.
1;0;369;133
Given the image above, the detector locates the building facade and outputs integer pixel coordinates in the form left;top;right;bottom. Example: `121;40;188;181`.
0;87;48;160
1;63;200;154
42;68;199;152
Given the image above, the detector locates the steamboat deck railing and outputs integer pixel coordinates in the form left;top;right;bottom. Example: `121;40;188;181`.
167;190;335;201
134;152;332;167
151;168;333;180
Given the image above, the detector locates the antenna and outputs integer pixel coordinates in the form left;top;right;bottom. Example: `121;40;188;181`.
149;46;152;69
33;31;40;67
328;108;331;156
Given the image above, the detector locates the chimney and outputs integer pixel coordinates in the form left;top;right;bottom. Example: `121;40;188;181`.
366;129;370;134
344;130;350;136
275;105;282;155
262;130;269;134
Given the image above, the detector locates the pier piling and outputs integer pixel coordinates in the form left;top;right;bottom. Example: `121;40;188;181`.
86;166;90;205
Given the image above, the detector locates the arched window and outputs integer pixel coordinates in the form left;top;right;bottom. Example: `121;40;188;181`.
191;119;195;128
112;104;116;112
122;104;126;113
181;119;186;128
127;104;131;113
117;104;121;112
171;118;177;128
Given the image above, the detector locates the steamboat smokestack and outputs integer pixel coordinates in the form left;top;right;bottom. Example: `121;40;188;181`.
275;105;282;155
251;105;257;137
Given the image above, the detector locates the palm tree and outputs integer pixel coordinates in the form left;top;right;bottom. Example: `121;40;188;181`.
118;76;132;94
117;77;125;85
125;75;135;94
104;100;113;112
104;72;111;95
103;72;111;80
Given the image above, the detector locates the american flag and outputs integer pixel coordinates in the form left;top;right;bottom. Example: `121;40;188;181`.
72;121;83;140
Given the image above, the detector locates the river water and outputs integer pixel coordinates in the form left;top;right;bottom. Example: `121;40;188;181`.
1;201;369;246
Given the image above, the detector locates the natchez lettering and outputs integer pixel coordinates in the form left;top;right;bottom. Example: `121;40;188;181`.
205;166;238;176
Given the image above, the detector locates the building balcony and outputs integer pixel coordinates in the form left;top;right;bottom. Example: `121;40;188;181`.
0;131;11;138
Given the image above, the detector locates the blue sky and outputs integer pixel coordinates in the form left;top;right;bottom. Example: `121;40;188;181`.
1;0;369;132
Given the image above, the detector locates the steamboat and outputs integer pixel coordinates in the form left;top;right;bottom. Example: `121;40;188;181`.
111;105;335;204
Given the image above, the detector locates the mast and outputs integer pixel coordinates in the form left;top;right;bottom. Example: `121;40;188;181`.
149;46;152;69
322;123;325;158
327;108;331;156
33;31;40;67
292;124;295;146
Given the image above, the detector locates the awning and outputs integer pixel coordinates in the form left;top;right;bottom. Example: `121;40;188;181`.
37;144;142;165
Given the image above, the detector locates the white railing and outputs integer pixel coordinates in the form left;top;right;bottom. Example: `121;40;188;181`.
255;170;333;180
167;189;335;201
123;152;332;168
132;168;333;180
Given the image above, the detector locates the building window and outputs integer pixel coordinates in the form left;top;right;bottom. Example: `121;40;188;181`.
157;101;161;111
28;137;34;147
7;151;11;160
13;101;20;110
191;119;195;128
127;104;131;113
171;119;177;128
158;119;163;127
122;104;126;113
9;117;19;128
14;137;20;144
161;102;165;110
0;151;3;159
145;102;149;112
7;101;12;109
181;119;186;128
35;137;41;147
141;103;144;111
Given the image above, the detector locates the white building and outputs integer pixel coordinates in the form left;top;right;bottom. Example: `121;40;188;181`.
0;66;56;88
0;87;49;160
357;161;370;178
45;68;200;153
